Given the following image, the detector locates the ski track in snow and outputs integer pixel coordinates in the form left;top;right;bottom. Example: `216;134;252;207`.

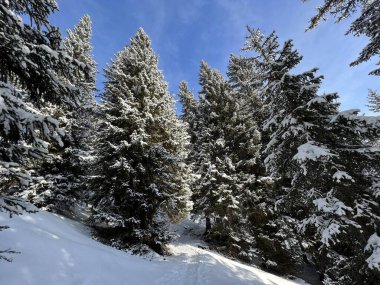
0;211;307;285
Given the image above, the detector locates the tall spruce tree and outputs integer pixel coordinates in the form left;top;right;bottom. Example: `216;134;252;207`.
191;61;262;258
63;14;97;105
226;28;295;274
245;28;380;283
177;81;198;164
242;32;313;274
90;29;191;253
25;15;97;216
60;14;97;215
177;81;199;198
0;0;88;259
178;81;197;127
61;13;97;177
227;54;264;125
0;0;87;199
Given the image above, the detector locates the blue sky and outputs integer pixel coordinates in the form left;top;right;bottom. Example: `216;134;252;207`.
51;0;378;115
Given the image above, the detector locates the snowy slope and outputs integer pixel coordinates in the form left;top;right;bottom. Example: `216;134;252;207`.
0;211;307;285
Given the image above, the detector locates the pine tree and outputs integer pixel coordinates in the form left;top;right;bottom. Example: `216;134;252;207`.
227;54;264;125
228;28;301;274
26;15;97;216
0;0;88;260
245;28;380;283
0;0;87;196
0;0;86;108
177;81;198;164
248;33;316;274
177;80;199;197
63;14;97;105
60;13;97;203
178;81;197;126
305;109;380;284
191;61;262;259
89;29;191;253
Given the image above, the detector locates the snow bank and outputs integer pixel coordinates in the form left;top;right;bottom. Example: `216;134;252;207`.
0;211;307;285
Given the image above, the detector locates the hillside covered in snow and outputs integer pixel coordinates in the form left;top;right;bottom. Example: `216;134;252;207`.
0;210;307;285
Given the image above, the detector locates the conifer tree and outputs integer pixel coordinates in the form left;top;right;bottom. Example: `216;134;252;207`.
304;0;380;110
178;81;197;126
192;61;262;258
245;28;380;283
177;81;198;205
63;14;97;105
192;61;235;235
0;0;87;198
177;81;198;163
61;13;97;171
227;54;264;125
90;29;191;253
226;28;292;273
26;15;97;216
241;31;312;274
0;0;88;259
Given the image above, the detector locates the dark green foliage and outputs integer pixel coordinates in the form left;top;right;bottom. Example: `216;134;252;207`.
0;0;86;106
187;61;263;260
0;0;90;262
26;14;97;216
89;29;190;253
0;0;89;190
241;27;380;283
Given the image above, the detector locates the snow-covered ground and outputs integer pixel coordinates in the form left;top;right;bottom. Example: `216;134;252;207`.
0;210;307;285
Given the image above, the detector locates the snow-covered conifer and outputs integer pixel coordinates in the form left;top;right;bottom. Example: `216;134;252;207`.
177;81;198;164
246;28;380;283
227;55;265;137
90;29;191;253
0;0;86;195
63;14;97;105
178;81;197;125
192;61;262;258
0;0;89;259
26;15;97;216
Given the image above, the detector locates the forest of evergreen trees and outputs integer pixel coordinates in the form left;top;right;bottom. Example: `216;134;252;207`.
1;1;380;284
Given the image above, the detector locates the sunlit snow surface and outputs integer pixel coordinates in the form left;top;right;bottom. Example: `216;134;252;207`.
0;211;307;285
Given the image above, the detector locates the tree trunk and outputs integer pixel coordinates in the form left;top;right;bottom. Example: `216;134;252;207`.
205;216;211;235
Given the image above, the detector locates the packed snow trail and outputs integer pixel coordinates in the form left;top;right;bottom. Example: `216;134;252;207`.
0;211;307;285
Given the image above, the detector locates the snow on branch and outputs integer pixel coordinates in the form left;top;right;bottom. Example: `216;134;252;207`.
365;233;380;270
293;142;336;162
0;196;38;216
